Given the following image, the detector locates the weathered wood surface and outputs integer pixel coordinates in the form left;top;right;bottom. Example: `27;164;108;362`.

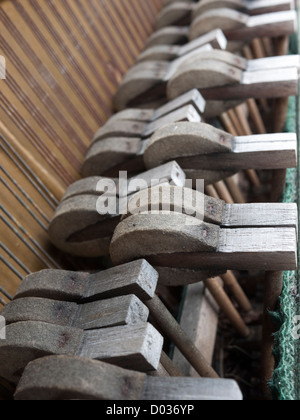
49;163;186;257
14;356;243;400
190;10;297;41
93;104;202;144
193;0;295;18
155;1;295;30
145;26;190;48
115;47;299;110
14;260;158;303
144;123;297;172
1;295;149;330
109;89;206;125
124;184;298;230
138;29;227;62
110;213;298;271
0;321;163;384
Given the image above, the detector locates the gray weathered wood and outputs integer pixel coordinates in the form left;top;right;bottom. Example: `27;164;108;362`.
14;355;243;400
14;260;158;303
50;163;185;257
142;377;243;400
15;356;146;400
168;58;299;101
110;213;298;271
138;29;227;62
144;123;297;172
107;89;206;124
155;266;224;287
190;9;297;41
155;2;195;30
124;185;298;230
0;321;163;384
193;0;295;18
1;295;149;330
79;322;163;372
82;137;142;178
93;105;202;144
146;26;189;48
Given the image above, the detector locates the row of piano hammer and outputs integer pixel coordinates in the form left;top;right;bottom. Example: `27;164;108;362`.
1;0;299;400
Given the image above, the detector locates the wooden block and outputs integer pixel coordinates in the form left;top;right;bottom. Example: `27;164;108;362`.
124;184;298;230
154;267;224;287
14;260;158;303
15;356;146;400
142;377;243;400
168;57;299;101
138;29;227;62
107;89;206;124
0;321;163;384
82;137;142;177
155;2;195;30
48;194;120;258
50;163;185;257
193;0;295;18
110;213;298;271
190;9;297;42
145;26;189;48
144;123;297;172
1;295;149;330
14;355;243;400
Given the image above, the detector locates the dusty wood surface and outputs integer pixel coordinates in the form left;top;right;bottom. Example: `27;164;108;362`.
50;163;186;257
14;260;158;303
190;9;297;41
1;295;149;330
138;29;227;62
0;321;163;384
144;123;297;171
110;213;298;271
14;355;243;400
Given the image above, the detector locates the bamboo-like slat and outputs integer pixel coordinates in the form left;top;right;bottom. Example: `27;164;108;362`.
0;0;164;310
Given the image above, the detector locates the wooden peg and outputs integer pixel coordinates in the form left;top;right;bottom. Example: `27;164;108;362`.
14;260;159;303
110;213;298;271
143;122;298;172
0;321;164;384
49;162;186;257
1;295;149;330
138;29;227;63
14;356;243;400
190;9;297;42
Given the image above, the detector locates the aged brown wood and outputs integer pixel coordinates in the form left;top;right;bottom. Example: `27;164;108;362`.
14;356;243;400
0;321;164;384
